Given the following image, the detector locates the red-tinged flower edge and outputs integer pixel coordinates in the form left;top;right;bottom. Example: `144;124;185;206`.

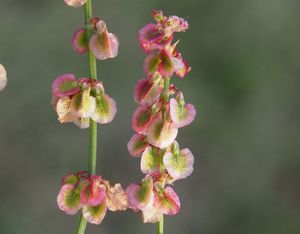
127;10;196;223
57;171;128;225
126;174;181;223
51;75;117;128
71;17;119;60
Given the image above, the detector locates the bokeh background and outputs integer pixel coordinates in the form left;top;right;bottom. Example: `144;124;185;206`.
0;0;299;233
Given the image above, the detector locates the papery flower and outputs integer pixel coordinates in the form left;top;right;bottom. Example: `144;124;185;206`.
144;48;191;79
72;28;88;54
52;73;80;98
138;23;166;53
171;50;191;78
126;175;153;211
147;116;178;149
82;201;107;224
80;175;106;206
56;97;73;123
153;186;180;215
106;183;128;211
157;49;175;77
70;86;96;118
0;64;7;91
73;117;90;129
57;171;128;225
90;94;117;124
141;146;162;174
142;200;162;223
127;134;149;157
131;106;153;134
57;184;83;215
64;0;87;8
134;78;162;106
169;92;196;128
163;141;194;180
89;20;119;60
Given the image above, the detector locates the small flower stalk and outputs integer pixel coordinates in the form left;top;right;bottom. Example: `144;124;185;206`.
52;1;125;233
126;9;196;229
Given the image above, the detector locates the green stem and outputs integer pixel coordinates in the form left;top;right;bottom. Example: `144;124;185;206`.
158;76;170;234
76;1;98;234
162;77;170;118
158;215;164;234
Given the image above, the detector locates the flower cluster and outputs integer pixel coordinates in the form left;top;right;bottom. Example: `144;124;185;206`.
51;74;116;128
57;171;128;224
72;18;119;60
0;64;7;91
126;10;196;223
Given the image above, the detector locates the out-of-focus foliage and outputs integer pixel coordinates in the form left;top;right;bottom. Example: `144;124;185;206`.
0;0;299;233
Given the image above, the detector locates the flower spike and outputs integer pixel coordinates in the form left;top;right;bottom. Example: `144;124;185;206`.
127;10;196;228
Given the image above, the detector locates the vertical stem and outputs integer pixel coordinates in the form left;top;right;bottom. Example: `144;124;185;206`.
76;1;98;234
158;215;164;234
158;76;170;234
162;77;170;118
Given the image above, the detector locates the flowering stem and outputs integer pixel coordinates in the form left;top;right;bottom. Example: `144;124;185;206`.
158;76;170;234
76;1;98;233
162;77;170;118
158;215;164;234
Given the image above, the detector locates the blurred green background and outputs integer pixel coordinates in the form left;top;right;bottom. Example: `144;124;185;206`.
0;0;299;233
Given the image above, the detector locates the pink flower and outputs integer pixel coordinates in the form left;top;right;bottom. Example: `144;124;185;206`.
163;141;194;180
138;23;166;53
89;20;119;60
80;175;106;206
134;78;162;106
131;106;153;134
169;92;196;128
52;73;80;98
90;94;117;124
0;64;7;91
72;28;88;54
64;0;87;8
140;146;162;174
153;186;180;215
57;184;83;215
126;175;154;211
127;134;149;157
147;116;178;149
82;200;107;224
